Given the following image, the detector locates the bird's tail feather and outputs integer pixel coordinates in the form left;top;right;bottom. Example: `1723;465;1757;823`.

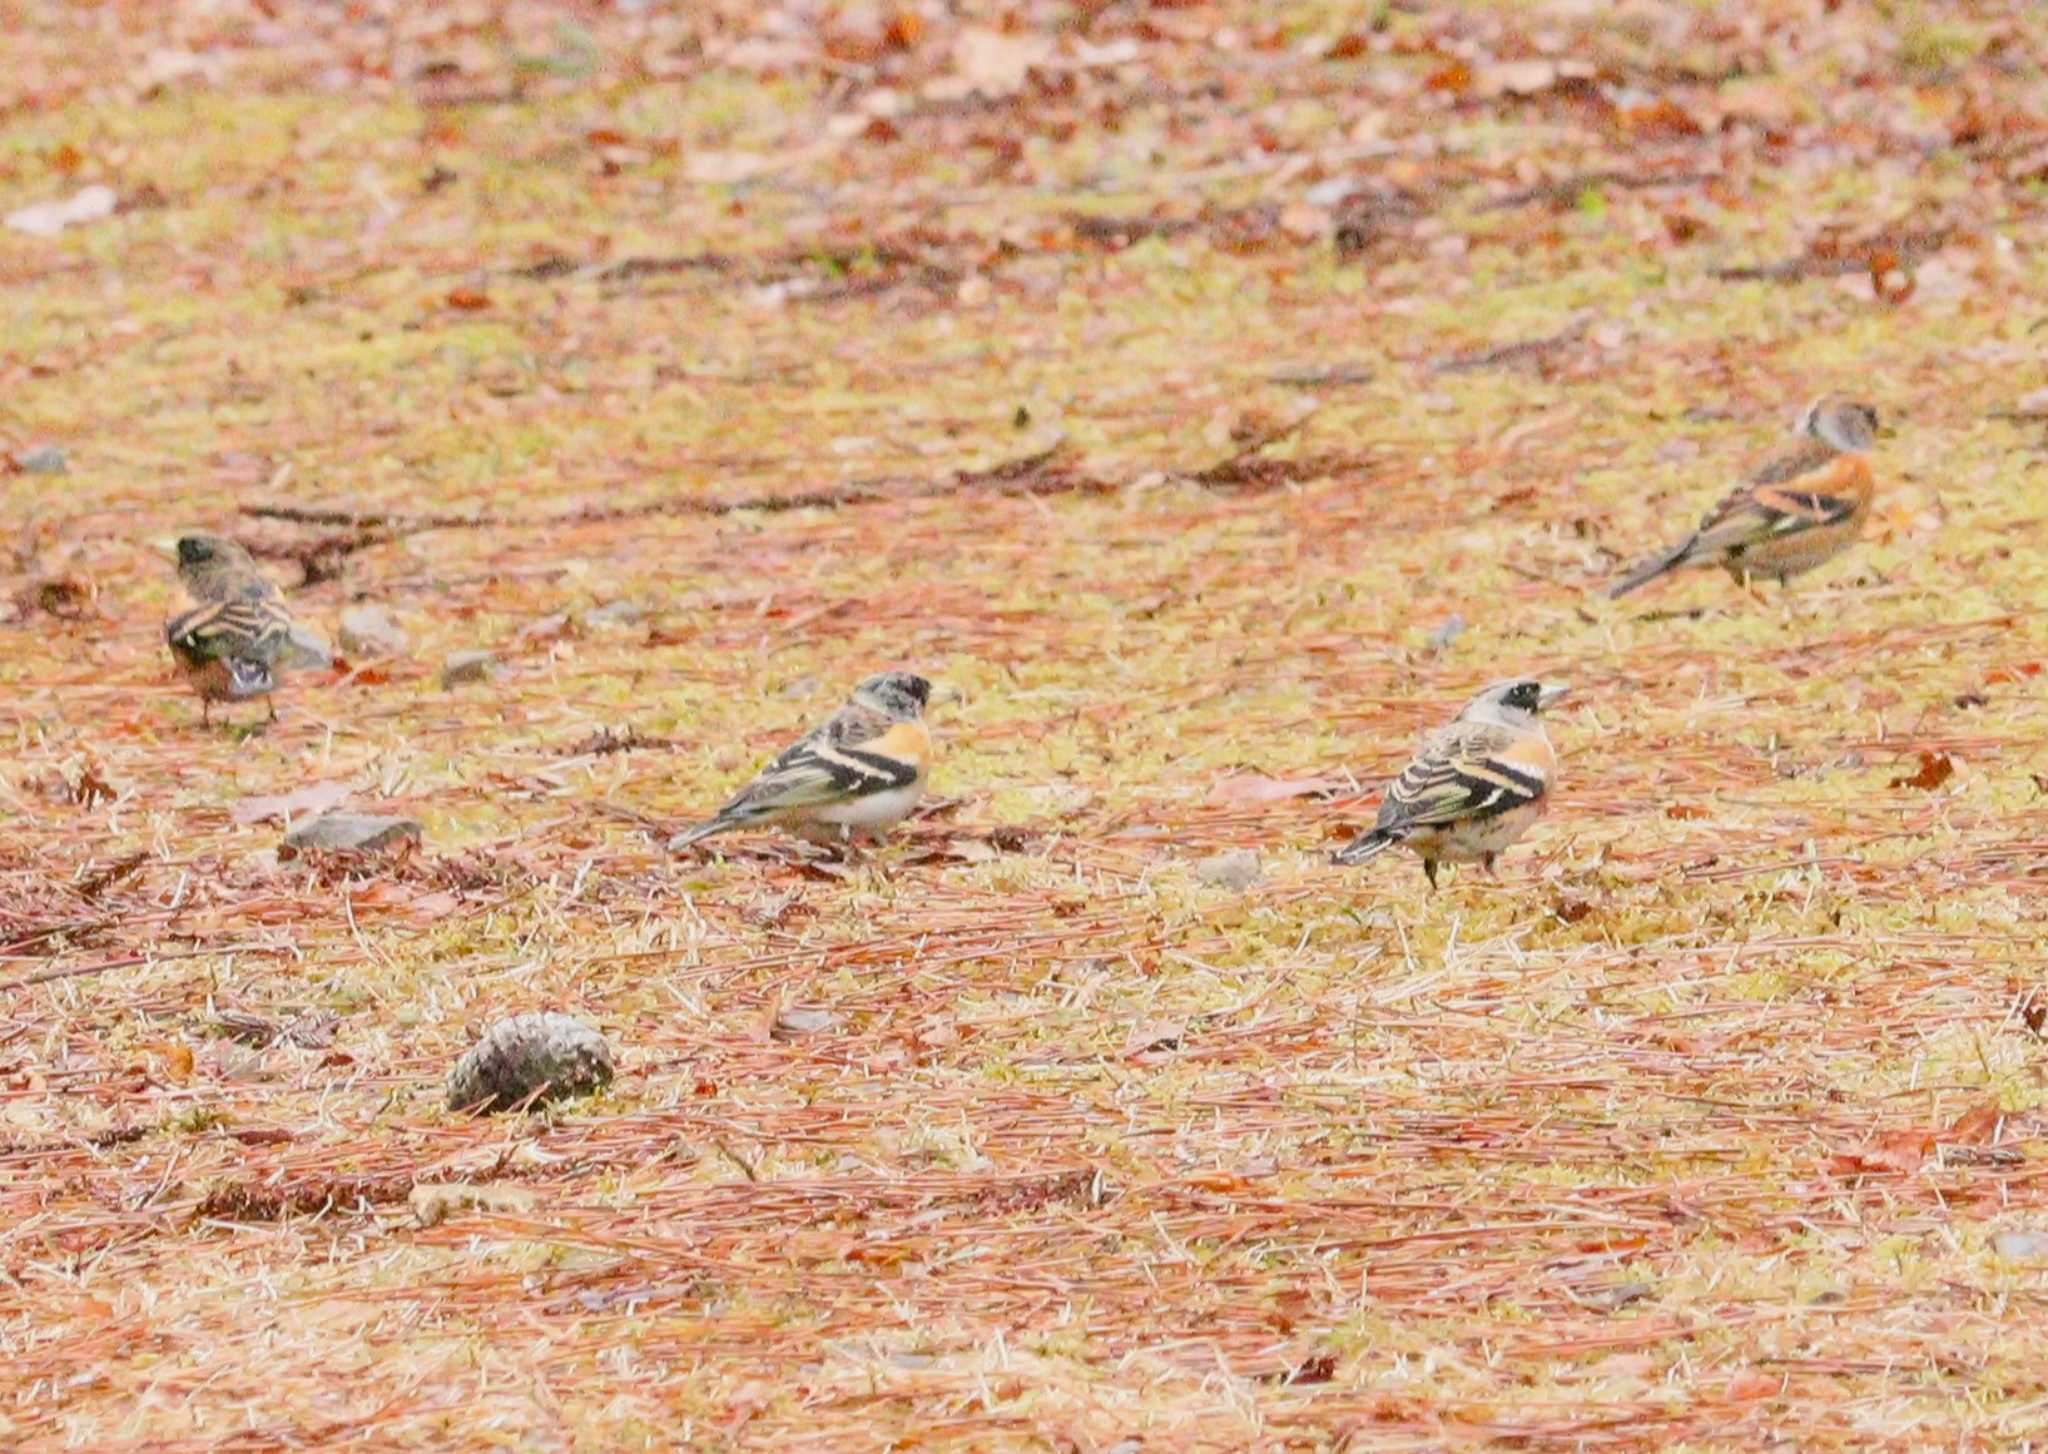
225;658;276;700
667;816;738;852
1609;537;1696;598
1332;829;1396;867
282;624;333;671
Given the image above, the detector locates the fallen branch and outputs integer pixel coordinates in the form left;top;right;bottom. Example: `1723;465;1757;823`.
0;944;275;994
517;251;736;282
194;1171;416;1223
240;438;1100;539
242;529;398;587
1711;227;1950;282
241;504;504;531
1433;317;1590;374
1478;169;1710;212
517;244;960;304
1189;413;1320;488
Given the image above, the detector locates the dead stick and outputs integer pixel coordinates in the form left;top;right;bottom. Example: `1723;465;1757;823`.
0;944;276;993
239;439;1088;536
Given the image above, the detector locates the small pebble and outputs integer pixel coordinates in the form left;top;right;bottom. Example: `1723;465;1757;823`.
1992;1230;2048;1262
17;445;67;474
1192;848;1262;891
583;600;646;628
441;650;499;688
281;811;423;855
772;1007;838;1040
338;604;409;658
1580;1280;1654;1311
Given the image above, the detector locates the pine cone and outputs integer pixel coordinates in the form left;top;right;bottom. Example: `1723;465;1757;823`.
446;1013;614;1114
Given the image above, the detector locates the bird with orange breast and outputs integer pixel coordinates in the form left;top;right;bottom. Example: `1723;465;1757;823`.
1610;395;1880;598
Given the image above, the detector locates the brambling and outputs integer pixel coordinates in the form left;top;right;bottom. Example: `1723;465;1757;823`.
165;595;297;725
1609;395;1880;598
667;671;934;851
1333;677;1567;889
165;533;327;723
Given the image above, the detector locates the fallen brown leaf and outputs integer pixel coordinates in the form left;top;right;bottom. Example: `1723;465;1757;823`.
1945;1102;2004;1146
1890;752;1954;791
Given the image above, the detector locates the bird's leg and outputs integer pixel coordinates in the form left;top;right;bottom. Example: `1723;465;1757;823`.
267;697;279;724
1481;853;1499;879
1422;858;1438;892
807;829;854;865
202;701;213;728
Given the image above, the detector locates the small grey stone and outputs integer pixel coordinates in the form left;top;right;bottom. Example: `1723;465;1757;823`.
582;599;645;627
281;811;422;854
1270;362;1373;390
447;1012;614;1114
1580;1280;1655;1311
772;1007;838;1040
1192;848;1262;891
515;611;574;645
17;445;67;474
1426;613;1466;652
338;604;409;658
1992;1230;2048;1262
441;650;499;688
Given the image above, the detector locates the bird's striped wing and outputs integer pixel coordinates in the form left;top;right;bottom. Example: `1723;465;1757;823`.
1692;449;1868;556
166;598;295;666
1374;722;1547;834
713;705;927;824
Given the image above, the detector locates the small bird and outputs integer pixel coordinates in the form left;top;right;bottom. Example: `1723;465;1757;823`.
1609;395;1880;598
165;533;328;724
1333;677;1567;888
668;671;934;851
164;595;297;725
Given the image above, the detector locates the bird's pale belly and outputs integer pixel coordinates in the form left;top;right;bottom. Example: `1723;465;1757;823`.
1405;799;1544;864
792;783;924;841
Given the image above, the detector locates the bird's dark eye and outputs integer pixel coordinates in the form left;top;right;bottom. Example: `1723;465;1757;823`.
1509;683;1538;708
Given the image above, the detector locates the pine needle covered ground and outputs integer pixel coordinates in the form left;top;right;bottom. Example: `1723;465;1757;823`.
5;2;2048;1448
